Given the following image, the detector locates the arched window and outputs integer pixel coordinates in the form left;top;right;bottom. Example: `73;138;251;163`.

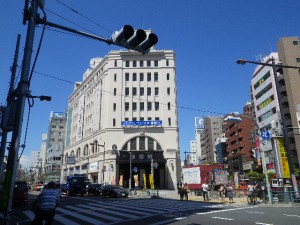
121;136;162;151
76;148;81;157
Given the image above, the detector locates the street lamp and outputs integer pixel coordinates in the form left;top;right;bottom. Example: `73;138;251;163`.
236;58;300;177
90;142;105;183
225;113;273;203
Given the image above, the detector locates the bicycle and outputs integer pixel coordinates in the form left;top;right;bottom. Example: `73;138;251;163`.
0;211;19;225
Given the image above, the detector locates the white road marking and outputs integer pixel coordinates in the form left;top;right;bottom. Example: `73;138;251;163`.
283;214;300;218
245;211;264;214
212;216;234;221
255;223;273;225
197;206;255;215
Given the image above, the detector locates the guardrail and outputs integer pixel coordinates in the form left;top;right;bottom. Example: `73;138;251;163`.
271;189;300;204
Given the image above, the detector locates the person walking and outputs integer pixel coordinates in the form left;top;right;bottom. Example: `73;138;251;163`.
202;182;210;201
31;181;60;225
226;184;234;203
218;183;225;203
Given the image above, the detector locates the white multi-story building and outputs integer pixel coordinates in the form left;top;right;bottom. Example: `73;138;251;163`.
187;117;204;165
251;53;281;174
62;49;180;190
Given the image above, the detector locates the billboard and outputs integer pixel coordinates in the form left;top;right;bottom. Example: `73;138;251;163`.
195;117;204;130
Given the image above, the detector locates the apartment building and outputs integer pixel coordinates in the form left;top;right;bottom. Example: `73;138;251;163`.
44;112;67;181
62;49;180;190
277;36;300;172
250;53;281;174
200;116;223;164
223;103;257;175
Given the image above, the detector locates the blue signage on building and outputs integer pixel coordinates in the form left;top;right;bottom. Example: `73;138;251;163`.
261;130;270;141
121;120;162;127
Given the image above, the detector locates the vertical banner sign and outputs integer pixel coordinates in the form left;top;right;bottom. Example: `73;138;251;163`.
291;174;299;198
278;137;291;178
119;175;123;186
143;174;147;189
134;175;139;189
233;172;240;189
149;174;155;189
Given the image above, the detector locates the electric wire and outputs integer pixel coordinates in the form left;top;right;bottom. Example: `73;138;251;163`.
54;0;112;34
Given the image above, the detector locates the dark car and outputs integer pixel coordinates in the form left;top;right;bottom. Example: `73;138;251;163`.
102;185;128;198
13;181;28;205
66;174;86;196
86;183;103;196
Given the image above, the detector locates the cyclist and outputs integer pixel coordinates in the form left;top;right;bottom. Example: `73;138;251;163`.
31;181;60;225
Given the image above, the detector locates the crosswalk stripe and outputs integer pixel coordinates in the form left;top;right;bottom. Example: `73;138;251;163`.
23;210;80;225
93;201;165;214
65;205;123;222
80;204;138;219
56;207;103;225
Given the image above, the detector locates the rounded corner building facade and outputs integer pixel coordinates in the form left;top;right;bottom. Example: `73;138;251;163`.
62;49;180;190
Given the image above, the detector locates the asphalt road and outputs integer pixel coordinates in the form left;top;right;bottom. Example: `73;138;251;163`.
12;192;300;225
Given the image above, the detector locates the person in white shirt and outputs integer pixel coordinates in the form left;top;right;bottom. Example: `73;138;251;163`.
202;182;209;201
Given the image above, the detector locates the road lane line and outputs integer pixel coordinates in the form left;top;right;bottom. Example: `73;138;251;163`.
255;223;273;225
212;216;234;221
245;211;264;214
283;214;300;218
196;206;255;215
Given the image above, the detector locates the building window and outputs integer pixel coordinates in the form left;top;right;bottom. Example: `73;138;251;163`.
132;117;137;121
140;73;144;81
114;73;117;82
125;87;129;96
140;61;144;67
168;118;171;126
166;60;169;66
154;72;158;81
133;61;137;67
133;73;137;81
140;87;144;96
147;87;151;96
125;102;129;111
147;102;152;111
168;102;171;110
155;102;159;111
132;87;137;96
140;102;144;111
132;102;137;111
148;117;151;120
147;60;151;67
125;117;129;121
154;61;158;67
155;87;159;96
296;58;300;63
155;117;159;121
125;61;130;67
167;73;170;80
147;73;151;81
114;60;117;67
114;88;117;96
113;103;116;111
167;87;170;95
125;73;129;81
140;117;144;121
113;119;116;127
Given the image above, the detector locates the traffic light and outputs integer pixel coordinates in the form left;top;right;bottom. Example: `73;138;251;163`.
111;25;158;54
250;148;256;159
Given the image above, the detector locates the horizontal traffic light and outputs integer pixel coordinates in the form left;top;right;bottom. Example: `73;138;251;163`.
111;25;158;54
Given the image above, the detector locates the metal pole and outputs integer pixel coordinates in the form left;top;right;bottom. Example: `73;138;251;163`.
102;143;105;183
129;152;132;190
0;0;38;214
0;34;21;183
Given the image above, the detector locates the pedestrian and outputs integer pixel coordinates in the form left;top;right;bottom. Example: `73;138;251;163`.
31;181;60;225
202;182;209;201
218;183;225;203
183;183;189;200
227;184;234;203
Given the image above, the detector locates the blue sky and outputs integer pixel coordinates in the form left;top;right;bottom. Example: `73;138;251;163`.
1;0;300;165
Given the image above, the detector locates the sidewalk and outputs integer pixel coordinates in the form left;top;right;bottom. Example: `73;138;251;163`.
130;190;300;207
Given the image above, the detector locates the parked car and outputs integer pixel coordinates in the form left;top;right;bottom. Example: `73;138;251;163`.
86;183;103;196
60;184;67;194
13;180;28;205
66;174;86;196
102;185;128;198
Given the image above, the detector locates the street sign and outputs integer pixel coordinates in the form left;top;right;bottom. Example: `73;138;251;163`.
261;130;270;141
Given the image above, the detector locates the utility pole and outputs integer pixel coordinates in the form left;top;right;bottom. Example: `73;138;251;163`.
0;0;38;214
0;34;21;184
